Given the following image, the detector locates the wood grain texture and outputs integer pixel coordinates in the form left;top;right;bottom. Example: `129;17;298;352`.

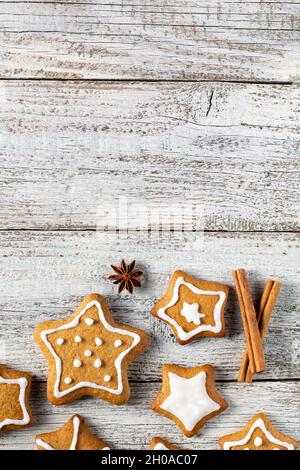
0;0;299;81
0;0;299;451
0;381;299;450
0;230;299;381
1;80;299;231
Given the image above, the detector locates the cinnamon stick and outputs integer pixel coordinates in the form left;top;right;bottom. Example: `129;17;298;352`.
244;280;281;382
237;280;273;382
233;269;265;375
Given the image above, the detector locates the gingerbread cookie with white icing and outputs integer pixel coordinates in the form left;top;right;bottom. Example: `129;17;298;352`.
34;293;148;405
149;436;183;450
0;364;32;432
152;364;228;438
36;414;110;450
219;412;298;450
151;270;229;344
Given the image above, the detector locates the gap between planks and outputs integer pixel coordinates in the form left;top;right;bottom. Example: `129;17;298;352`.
0;229;298;234
0;77;294;85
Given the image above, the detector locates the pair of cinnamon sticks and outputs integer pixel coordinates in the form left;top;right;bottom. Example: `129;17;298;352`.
232;269;281;383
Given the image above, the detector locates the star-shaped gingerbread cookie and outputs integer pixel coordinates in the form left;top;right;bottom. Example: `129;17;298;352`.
149;436;183;450
152;364;228;437
219;412;298;450
34;293;148;405
151;270;229;344
0;364;32;432
36;414;110;450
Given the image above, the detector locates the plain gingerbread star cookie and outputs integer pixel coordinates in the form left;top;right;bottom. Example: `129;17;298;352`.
152;364;228;437
151;270;229;344
0;364;32;432
219;412;298;450
34;293;148;405
36;414;110;450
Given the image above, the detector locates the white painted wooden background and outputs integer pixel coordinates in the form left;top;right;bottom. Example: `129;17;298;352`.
0;0;299;450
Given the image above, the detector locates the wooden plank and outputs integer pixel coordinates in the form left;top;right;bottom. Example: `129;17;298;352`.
0;230;298;381
0;380;298;449
0;1;299;80
1;80;299;231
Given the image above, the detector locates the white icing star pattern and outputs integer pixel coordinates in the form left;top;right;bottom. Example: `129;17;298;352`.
222;417;296;450
36;416;80;450
40;300;141;398
157;276;227;341
36;416;110;451
160;371;221;432
180;302;205;325
0;375;30;429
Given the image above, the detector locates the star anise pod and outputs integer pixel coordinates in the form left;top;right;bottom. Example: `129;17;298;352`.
108;259;143;294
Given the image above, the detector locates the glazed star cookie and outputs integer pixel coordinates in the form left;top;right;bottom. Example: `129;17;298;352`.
34;293;148;405
149;436;183;450
151;270;229;344
219;412;298;450
0;364;32;432
36;414;110;450
152;364;228;437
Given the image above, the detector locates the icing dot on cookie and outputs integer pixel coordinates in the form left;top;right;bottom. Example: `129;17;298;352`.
84;350;92;357
95;337;103;346
85;318;94;326
64;377;72;384
254;437;263;447
114;339;122;348
243;448;250;450
273;448;280;450
73;359;82;368
94;359;102;368
56;338;64;346
104;375;111;382
74;336;82;343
